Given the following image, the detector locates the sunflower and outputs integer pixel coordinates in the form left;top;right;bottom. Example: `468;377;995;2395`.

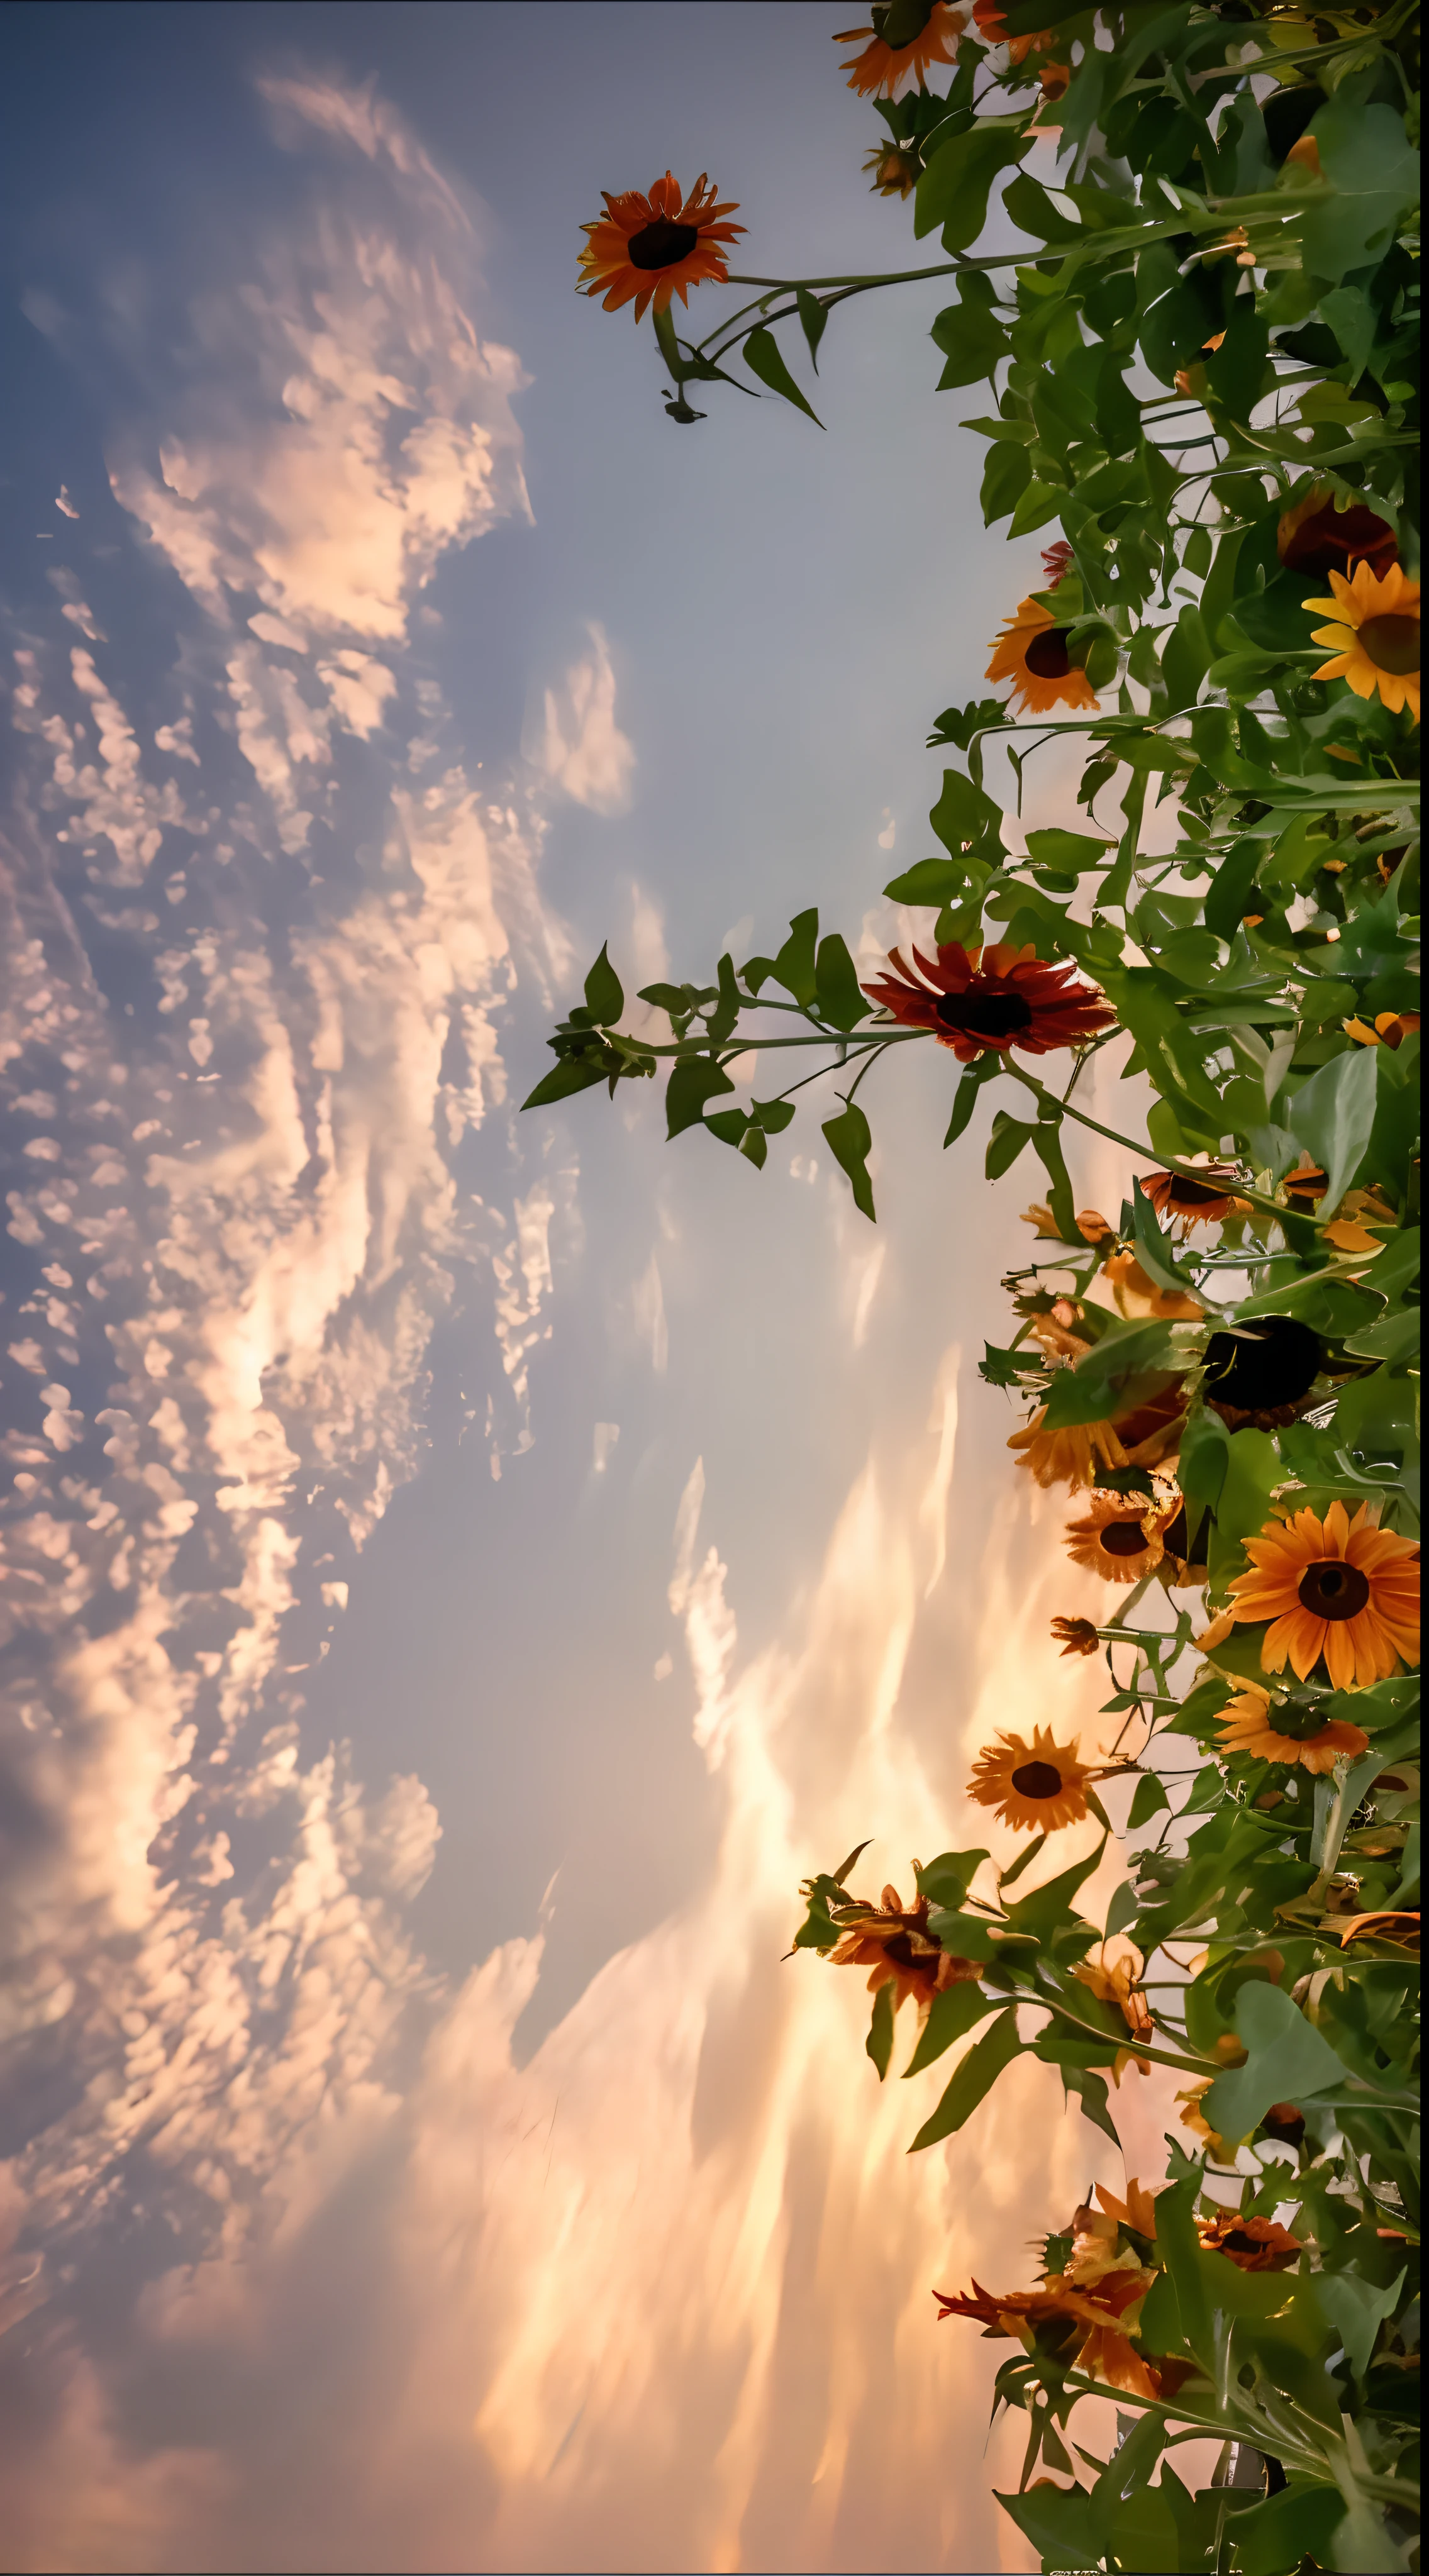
862;141;920;197
1009;1380;1186;1493
577;172;745;323
1304;560;1421;721
1198;2211;1303;2272
1051;1614;1099;1658
1215;1684;1371;1776
1064;1490;1175;1585
1277;487;1399;584
860;939;1115;1062
1074;1943;1153;2081
835;0;964;97
934;2260;1163;2399
1345;1009;1420;1050
1103;1248;1204;1323
1228;1501;1420;1690
1093;2179;1159;2238
1139;1163;1248;1230
1202;1315;1323;1430
970;1726;1093;1832
828;1879;984;2013
986;596;1100;716
1338;1911;1420;1953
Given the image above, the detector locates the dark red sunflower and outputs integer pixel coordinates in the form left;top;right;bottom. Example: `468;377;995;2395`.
860;940;1115;1062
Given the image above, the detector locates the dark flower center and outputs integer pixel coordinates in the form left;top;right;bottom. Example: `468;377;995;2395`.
883;1931;918;1968
1011;1760;1065;1800
1278;497;1396;580
1169;1175;1231;1208
1219;2228;1262;2255
1358;614;1421;676
1298;1560;1371;1622
1203;1316;1321;1411
936;988;1034;1039
628;219;701;272
1159;1506;1188;1558
1025;627;1074;679
872;0;938;44
1099;1520;1150;1557
1260;2103;1305;2145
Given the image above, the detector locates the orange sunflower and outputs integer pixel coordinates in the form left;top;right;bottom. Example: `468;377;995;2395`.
577;172;745;322
1103;1248;1204;1323
1345;1009;1420;1050
1304;560;1421;721
1277;487;1399;584
828;1879;984;2013
1215;1684;1370;1776
1009;1379;1186;1493
1177;2080;1240;2163
1074;1943;1153;2081
1064;1491;1176;1585
1197;2212;1303;2273
1139;1163;1248;1230
860;939;1115;1062
1051;1615;1099;1658
934;2258;1164;2399
862;142;921;197
969;1726;1093;1832
835;1;965;97
1228;1501;1420;1690
987;596;1100;716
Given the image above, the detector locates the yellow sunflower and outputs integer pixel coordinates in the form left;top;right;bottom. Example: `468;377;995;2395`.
969;1726;1093;1832
1176;2080;1239;2163
577;172;745;323
986;596;1100;717
1064;1490;1176;1584
1215;1684;1370;1776
1074;1943;1153;2082
1009;1382;1186;1494
1304;560;1421;721
1228;1501;1420;1690
835;0;965;98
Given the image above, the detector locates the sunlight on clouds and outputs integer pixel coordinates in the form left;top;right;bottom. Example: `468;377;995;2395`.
533;623;637;817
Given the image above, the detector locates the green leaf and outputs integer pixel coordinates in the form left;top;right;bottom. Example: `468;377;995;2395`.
1004;1835;1108;1941
914;125;1030;252
1203;1979;1352;2140
1204;294;1269;421
985;1109;1035;1180
583;942;624;1026
943;1055;999;1147
1128;1771;1170;1827
1233;2485;1348;2576
1039;1318;1181;1428
915;1849;991;1909
994;2482;1098;2568
882;857;967;906
665;1056;736;1139
930;284;1011;389
908;2007;1021;2151
742;326;823;426
821;1102;876;1222
1128;1180;1201;1302
815;932;869;1031
1214;1424;1284;1549
1286;1044;1379;1215
866;1980;896;2082
902;1978;999;2077
930;765;1003;858
795;286;828;373
1024;827;1113;874
1314;2267;1405;2379
1301;95;1421;286
772;909;819;1006
979;435;1031;528
521;1055;609;1112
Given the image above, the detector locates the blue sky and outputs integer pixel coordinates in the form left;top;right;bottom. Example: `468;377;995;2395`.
0;9;1165;2568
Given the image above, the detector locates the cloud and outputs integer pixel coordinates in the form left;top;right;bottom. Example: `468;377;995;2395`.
532;625;636;816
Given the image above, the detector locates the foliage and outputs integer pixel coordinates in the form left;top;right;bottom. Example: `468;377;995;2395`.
538;6;1420;2566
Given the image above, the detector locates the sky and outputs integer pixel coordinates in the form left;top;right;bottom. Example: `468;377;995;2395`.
0;9;1181;2569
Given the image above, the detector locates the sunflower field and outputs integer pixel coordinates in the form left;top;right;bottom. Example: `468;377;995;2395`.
530;3;1420;2567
